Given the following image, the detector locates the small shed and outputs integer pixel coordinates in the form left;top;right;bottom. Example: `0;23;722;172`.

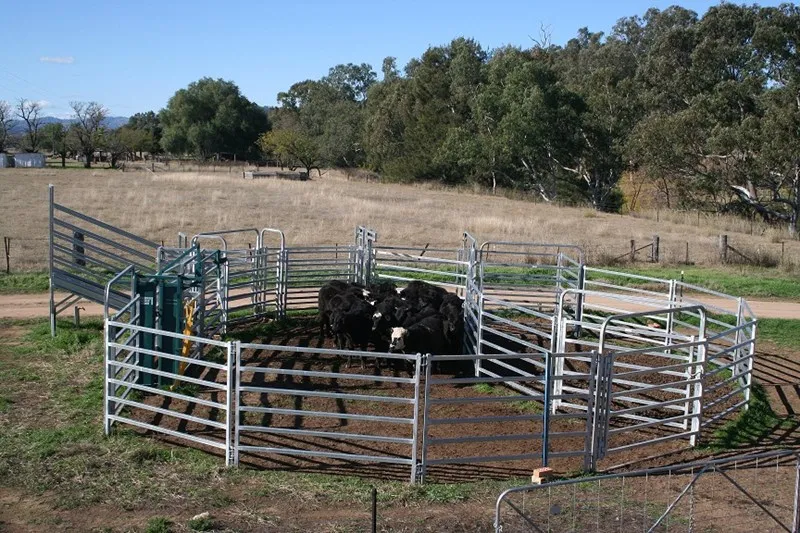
0;153;10;168
13;153;46;168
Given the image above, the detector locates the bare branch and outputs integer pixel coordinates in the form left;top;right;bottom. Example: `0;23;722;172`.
16;98;43;152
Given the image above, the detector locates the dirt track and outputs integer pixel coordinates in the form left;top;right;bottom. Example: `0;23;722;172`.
1;291;797;320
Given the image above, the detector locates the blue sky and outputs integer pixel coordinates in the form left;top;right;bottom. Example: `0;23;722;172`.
0;1;783;118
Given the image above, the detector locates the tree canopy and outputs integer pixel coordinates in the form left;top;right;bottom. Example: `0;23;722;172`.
261;3;800;235
159;78;268;159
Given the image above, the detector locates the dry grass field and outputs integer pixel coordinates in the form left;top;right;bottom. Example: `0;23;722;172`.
1;167;798;272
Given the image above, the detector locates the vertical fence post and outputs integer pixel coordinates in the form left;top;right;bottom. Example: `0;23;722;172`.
734;297;745;390
226;340;237;467
233;340;242;467
583;351;598;471
411;353;423;484
282;248;289;317
690;334;706;447
793;454;800;533
651;234;660;263
542;350;552;466
629;239;635;262
49;184;56;337
103;319;112;435
3;236;9;274
475;283;485;377
666;280;677;348
685;242;690;265
719;235;728;263
371;487;378;533
419;354;433;483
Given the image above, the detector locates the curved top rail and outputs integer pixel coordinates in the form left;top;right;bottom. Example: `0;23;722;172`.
598;304;707;355
104;265;135;321
192;234;227;251
480;240;585;264
191;228;260;251
259;227;286;250
463;232;477;247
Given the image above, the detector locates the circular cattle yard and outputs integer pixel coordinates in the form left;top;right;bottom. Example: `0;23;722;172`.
44;188;758;485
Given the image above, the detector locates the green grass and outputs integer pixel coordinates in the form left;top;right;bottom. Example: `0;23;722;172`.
707;382;794;449
145;517;173;533
0;317;528;521
0;272;49;294
758;318;800;350
599;265;800;300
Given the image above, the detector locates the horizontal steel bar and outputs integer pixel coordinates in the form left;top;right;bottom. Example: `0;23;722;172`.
606;430;697;455
482;313;552;341
239;367;415;384
705;368;752;393
426;413;543;425
107;342;227;371
702;399;748;426
238;406;414;424
610;378;700;398
608;412;695;434
423;452;542;466
107;320;230;347
237;425;413;445
109;360;227;391
107;415;227;450
427;432;541;446
112;397;227;429
426;394;544;405
702;388;743;411
239;342;417;361
54;203;159;248
235;445;412;465
238;386;415;405
53;218;155;263
613;395;701;417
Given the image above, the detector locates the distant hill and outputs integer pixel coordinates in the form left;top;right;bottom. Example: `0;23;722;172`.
8;116;129;134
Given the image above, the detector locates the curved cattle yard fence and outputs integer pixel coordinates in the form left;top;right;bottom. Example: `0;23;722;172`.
46;185;758;483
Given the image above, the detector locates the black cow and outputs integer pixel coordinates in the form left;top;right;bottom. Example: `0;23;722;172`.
318;280;350;336
318;280;370;336
368;280;398;302
399;280;449;309
330;297;374;366
439;294;464;353
389;314;448;355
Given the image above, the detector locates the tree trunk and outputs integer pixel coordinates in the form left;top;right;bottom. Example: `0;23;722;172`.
83;150;92;169
61;153;65;168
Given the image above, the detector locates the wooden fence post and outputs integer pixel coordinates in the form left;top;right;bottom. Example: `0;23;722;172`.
630;239;635;262
652;235;660;263
719;234;728;263
3;237;9;274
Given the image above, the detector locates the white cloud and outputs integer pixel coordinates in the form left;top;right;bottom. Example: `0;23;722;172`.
34;100;50;108
39;56;74;64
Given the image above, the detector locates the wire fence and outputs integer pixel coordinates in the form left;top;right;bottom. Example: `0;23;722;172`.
495;449;800;533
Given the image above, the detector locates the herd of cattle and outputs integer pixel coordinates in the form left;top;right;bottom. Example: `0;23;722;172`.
317;279;465;356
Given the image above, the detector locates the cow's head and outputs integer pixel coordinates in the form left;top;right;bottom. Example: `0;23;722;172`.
389;327;407;351
372;311;383;331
